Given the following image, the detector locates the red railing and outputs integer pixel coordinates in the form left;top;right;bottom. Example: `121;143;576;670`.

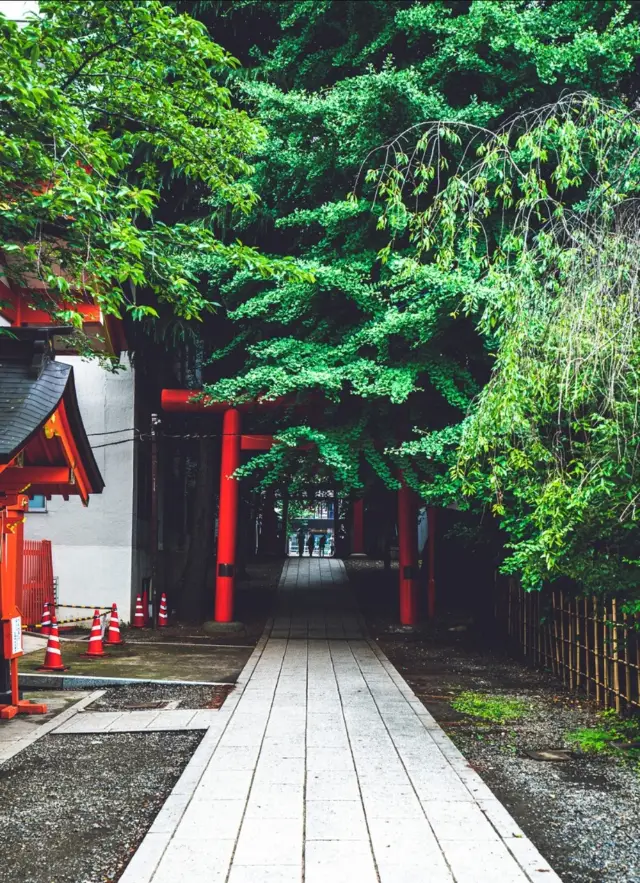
22;539;55;627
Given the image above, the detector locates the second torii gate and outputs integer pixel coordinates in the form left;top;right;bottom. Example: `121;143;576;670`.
161;390;420;626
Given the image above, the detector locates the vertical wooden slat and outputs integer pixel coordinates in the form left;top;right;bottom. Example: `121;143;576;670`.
603;599;610;709
552;590;560;678
559;590;567;685
523;586;528;661
568;595;575;689
612;598;621;713
575;597;581;692
584;597;591;699
624;612;632;710
20;539;54;627
594;596;601;706
636;614;640;708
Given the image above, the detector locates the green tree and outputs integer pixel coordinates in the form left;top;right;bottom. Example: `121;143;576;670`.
372;94;640;598
0;0;298;355
185;1;640;513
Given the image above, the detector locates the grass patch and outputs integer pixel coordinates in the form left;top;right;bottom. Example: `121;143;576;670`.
451;691;528;723
566;709;640;756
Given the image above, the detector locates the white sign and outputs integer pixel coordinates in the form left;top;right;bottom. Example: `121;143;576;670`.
11;616;22;656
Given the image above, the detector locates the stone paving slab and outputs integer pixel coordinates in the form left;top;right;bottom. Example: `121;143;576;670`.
120;558;562;883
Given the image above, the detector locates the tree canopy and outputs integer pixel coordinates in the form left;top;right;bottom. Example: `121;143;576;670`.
186;0;640;597
370;93;640;597
0;0;300;355
8;0;640;600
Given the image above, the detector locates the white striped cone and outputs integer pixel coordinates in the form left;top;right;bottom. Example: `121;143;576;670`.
40;601;51;636
158;593;168;627
83;609;106;657
132;594;145;628
104;604;123;645
37;617;67;671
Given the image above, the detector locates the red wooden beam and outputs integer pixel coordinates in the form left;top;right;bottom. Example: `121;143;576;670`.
0;467;71;490
161;389;288;412
44;401;92;504
241;435;274;451
0;288;101;326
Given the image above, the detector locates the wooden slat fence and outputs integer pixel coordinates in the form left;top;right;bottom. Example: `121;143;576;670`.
22;539;55;627
496;578;640;712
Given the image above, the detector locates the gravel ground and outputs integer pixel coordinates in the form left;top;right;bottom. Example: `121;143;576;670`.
0;730;201;883
347;558;640;883
88;682;234;710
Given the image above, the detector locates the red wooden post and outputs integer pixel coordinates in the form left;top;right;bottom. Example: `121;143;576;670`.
351;498;365;556
215;408;241;622
1;495;45;717
427;506;436;619
398;485;418;625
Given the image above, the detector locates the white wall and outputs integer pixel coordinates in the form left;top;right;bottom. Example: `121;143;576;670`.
25;355;137;622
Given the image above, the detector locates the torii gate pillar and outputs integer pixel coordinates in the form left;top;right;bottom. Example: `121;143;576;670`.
398;485;419;626
350;498;366;556
215;408;241;622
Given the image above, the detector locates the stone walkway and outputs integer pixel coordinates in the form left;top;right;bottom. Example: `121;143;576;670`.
54;707;220;733
121;558;562;883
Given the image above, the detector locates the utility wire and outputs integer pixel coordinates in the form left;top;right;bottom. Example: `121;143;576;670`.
87;428;139;437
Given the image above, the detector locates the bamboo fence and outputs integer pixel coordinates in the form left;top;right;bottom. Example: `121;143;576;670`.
496;578;640;712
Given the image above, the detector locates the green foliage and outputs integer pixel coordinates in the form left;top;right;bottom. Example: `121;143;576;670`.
566;709;640;756
372;93;640;596
451;691;529;723
0;0;302;353
182;2;640;599
187;0;640;498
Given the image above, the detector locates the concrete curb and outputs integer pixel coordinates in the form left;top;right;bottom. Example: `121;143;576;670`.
20;673;235;690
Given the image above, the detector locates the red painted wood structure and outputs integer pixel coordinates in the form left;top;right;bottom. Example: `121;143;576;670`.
22;540;55;629
0;328;103;718
162;390;424;627
351;498;365;556
0;274;127;356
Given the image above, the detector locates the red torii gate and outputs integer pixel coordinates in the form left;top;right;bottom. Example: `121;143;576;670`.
162;390;421;626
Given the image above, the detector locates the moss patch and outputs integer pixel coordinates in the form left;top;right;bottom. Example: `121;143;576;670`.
566;709;640;756
451;691;529;723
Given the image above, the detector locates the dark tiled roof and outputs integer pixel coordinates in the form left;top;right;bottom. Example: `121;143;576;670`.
0;329;103;493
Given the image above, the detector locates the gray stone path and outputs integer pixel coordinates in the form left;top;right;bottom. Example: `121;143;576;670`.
54;707;220;733
121;558;562;883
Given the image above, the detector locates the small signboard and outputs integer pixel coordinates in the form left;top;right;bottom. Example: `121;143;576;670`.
2;616;23;659
11;616;22;657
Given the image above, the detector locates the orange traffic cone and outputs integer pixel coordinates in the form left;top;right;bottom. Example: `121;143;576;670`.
132;594;145;628
158;593;168;627
40;601;51;637
82;609;108;658
104;603;123;646
37;617;68;672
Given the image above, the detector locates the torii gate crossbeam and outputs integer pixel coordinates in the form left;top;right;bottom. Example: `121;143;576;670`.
161;390;421;625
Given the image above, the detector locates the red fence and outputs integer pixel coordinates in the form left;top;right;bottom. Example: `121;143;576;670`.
22;539;55;627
